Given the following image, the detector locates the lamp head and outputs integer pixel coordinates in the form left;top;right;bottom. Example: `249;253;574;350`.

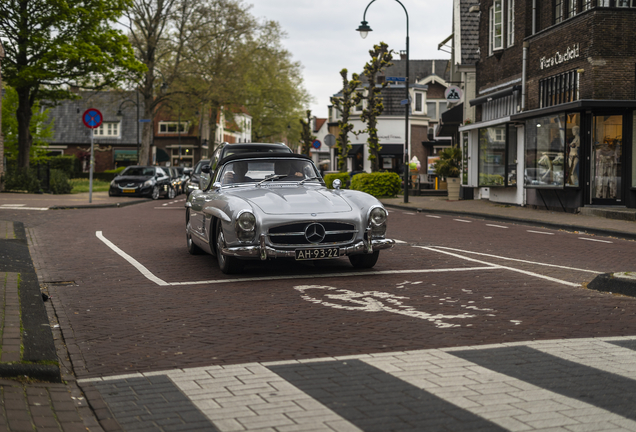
356;21;372;39
116;109;123;117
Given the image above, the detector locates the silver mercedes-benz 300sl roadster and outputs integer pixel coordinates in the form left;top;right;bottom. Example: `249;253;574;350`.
185;152;395;274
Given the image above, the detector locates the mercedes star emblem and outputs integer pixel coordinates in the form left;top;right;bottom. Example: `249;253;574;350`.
304;223;326;244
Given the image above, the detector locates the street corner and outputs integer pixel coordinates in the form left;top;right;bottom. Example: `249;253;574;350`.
587;272;636;298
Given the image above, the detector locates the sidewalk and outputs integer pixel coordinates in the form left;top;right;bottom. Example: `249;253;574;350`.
0;191;149;210
380;195;636;241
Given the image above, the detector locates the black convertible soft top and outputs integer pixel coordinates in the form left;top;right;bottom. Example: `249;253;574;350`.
218;152;313;167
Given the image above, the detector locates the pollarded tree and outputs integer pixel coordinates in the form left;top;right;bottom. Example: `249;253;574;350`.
330;69;361;172
358;42;393;172
299;110;316;156
0;0;145;168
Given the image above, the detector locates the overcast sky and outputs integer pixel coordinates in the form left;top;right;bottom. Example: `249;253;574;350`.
248;0;453;119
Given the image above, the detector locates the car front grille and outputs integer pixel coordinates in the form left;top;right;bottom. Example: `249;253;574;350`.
268;222;357;246
117;182;142;188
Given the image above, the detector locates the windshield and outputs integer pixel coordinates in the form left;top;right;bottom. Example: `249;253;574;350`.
218;159;320;186
121;167;155;177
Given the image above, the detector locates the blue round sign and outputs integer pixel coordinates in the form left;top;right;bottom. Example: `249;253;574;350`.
82;108;103;129
312;140;321;149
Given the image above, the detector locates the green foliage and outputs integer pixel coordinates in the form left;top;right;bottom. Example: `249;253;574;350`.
1;168;41;193
434;147;462;178
49;170;72;194
0;0;146;167
104;167;126;174
324;173;351;189
69;178;111;193
358;42;393;172
350;172;401;197
299;110;316;156
48;156;81;179
1;85;54;163
479;173;505;186
330;69;361;172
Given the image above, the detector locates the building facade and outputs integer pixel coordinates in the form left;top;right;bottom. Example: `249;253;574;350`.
460;0;636;210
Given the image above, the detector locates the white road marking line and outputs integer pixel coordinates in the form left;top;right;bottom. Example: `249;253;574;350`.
153;207;184;210
579;237;613;244
169;267;498;286
431;246;601;274
453;219;471;223
1;204;25;207
403;212;416;215
527;230;554;235
485;224;508;229
95;231;169;286
0;205;48;211
425;215;441;218
393;239;407;244
418;246;581;287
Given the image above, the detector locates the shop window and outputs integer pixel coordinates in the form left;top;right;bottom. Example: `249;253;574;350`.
478;124;517;187
507;0;515;47
489;0;503;55
539;70;578;108
525;113;573;188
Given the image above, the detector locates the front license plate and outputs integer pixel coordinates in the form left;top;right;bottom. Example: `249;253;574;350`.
295;247;339;260
122;189;135;193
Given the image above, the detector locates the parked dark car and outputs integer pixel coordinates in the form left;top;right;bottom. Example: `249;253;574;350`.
162;166;181;197
109;166;173;200
186;142;293;196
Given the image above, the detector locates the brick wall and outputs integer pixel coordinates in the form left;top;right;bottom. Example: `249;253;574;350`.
410;125;430;175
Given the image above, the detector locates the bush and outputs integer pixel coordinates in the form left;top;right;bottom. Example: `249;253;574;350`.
48;155;81;178
49;169;72;194
1;168;41;193
74;172;116;182
350;172;401;197
324;172;351;189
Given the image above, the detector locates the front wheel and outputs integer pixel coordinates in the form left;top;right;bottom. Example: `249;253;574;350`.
349;251;379;269
151;186;160;200
216;222;243;274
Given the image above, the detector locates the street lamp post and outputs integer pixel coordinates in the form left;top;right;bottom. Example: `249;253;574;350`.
116;91;140;165
357;0;410;203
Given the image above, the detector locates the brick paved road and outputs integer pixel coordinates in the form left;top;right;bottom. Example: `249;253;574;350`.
4;198;636;431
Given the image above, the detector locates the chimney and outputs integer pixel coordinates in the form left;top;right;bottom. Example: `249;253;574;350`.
400;50;407;60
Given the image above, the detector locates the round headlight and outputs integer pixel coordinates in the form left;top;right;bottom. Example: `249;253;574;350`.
143;179;154;187
369;207;387;226
237;212;256;232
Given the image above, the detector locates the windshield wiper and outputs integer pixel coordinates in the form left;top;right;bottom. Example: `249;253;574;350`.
257;174;286;186
298;176;320;185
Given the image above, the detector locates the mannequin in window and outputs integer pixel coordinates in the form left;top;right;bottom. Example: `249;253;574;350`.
567;126;580;186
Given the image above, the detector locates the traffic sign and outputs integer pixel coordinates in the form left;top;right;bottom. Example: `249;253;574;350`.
82;109;103;129
445;86;463;102
312;140;321;150
324;134;336;148
386;76;406;82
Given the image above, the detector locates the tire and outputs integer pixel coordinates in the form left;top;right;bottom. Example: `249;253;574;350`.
349;251;380;269
215;222;243;274
151;186;160;200
167;186;176;199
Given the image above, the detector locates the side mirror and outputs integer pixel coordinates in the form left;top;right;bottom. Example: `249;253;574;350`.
201;165;211;174
212;182;222;190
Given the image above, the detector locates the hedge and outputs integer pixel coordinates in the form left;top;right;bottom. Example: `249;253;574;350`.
74;172;116;182
324;172;351;189
49;155;82;178
49;169;72;194
350;172;401;198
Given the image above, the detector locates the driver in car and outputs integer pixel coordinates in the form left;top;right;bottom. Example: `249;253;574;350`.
275;160;305;179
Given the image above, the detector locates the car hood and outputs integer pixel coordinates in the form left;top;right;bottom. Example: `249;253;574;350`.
229;186;353;215
114;175;153;182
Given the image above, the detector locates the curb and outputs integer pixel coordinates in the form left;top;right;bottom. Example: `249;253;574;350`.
49;198;151;210
0;364;62;382
588;273;636;297
382;203;636;242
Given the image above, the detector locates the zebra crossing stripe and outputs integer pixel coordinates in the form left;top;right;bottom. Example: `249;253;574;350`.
83;337;636;431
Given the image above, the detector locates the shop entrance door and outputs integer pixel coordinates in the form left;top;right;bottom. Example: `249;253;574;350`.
591;115;623;204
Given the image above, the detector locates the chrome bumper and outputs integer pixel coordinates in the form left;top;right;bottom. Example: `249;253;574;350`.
221;235;395;260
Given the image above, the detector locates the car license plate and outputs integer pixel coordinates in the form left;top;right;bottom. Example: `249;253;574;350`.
295;247;339;260
122;189;135;193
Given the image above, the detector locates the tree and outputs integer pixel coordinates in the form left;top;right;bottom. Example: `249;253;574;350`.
1;86;53;163
358;42;393;172
299;110;315;156
0;0;145;168
330;69;361;172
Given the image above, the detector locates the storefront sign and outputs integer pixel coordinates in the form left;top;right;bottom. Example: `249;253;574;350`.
427;156;440;175
540;44;580;70
378;134;402;140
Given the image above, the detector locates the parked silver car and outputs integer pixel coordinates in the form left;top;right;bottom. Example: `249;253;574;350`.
185;153;395;274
